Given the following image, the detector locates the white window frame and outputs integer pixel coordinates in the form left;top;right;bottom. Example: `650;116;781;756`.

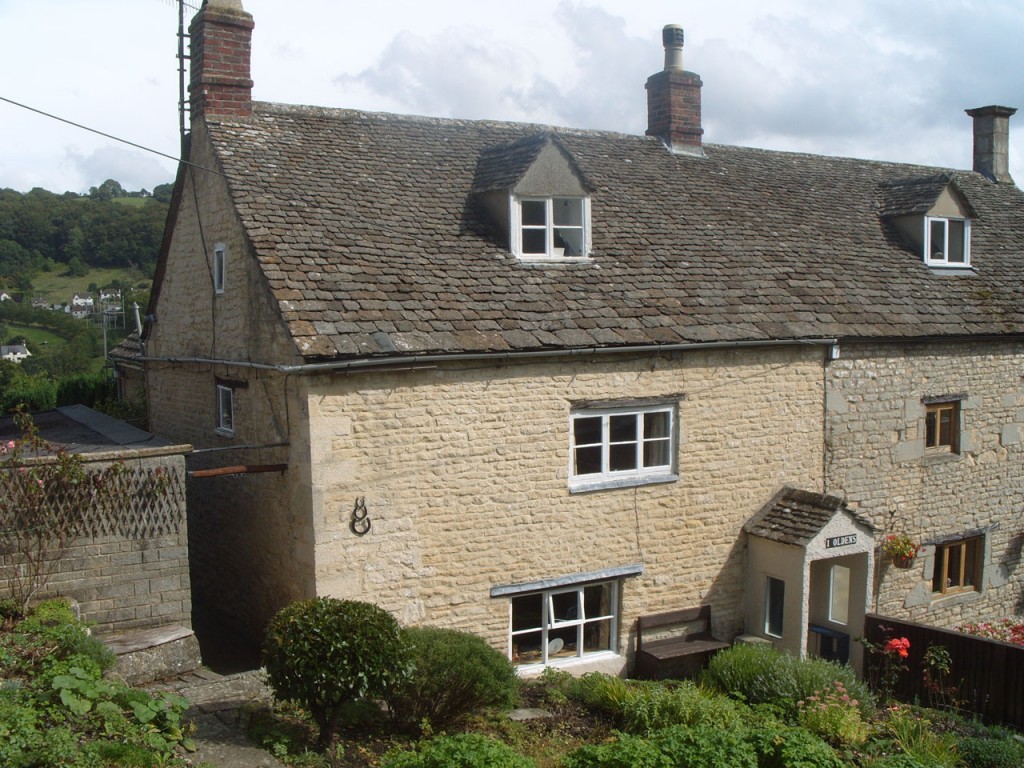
828;564;850;625
216;384;234;436
923;216;971;267
509;580;618;667
511;196;591;261
213;243;226;293
569;404;677;492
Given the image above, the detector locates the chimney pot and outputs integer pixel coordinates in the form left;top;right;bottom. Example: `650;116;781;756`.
663;24;685;70
966;105;1016;183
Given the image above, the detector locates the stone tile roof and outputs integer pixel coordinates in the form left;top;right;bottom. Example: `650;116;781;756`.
878;174;978;218
202;103;1024;362
744;486;876;547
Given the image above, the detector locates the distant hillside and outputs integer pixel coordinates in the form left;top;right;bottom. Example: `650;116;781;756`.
0;180;171;294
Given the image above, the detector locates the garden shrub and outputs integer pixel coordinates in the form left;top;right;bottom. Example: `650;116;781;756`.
956;733;1024;768
263;597;410;749
387;626;517;731
795;680;869;746
751;725;846;768
566;672;640;719
381;733;536;768
565;724;758;768
701;642;872;717
618;678;748;734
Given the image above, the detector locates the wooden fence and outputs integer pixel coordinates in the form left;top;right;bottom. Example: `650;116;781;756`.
864;613;1024;728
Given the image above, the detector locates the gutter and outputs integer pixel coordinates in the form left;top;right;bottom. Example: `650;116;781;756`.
137;337;840;375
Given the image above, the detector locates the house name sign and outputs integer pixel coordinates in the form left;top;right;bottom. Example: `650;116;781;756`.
825;534;857;549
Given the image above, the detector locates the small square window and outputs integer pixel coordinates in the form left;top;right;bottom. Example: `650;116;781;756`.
213;244;226;293
924;217;970;267
216;384;234;435
932;537;982;596
570;404;676;491
925;401;960;453
513;197;589;260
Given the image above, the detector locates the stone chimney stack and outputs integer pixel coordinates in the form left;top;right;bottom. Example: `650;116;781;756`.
189;0;254;120
646;25;703;155
965;105;1016;183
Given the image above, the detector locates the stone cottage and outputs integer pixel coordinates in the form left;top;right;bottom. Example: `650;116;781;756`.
144;0;1024;674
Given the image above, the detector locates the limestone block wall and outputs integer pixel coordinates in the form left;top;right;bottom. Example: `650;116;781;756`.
0;452;191;633
304;345;825;659
825;340;1024;626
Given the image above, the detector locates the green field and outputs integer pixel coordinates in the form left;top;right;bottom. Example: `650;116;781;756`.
29;267;151;305
4;324;68;350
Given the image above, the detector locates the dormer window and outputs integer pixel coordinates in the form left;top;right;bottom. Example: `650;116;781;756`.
925;216;970;267
513;196;590;260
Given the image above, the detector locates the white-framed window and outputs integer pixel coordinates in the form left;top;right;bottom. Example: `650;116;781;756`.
213;243;226;293
569;404;676;491
216;384;234;436
924;216;970;267
512;196;590;260
829;565;850;625
510;580;617;666
765;576;785;637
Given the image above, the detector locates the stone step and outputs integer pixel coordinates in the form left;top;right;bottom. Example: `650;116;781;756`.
97;624;202;686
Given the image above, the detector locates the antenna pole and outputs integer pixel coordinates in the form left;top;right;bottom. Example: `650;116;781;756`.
177;0;188;151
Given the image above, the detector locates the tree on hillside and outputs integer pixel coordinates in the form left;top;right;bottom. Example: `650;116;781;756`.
88;179;126;201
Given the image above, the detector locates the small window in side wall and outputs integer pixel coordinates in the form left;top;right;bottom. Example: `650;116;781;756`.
932;536;982;596
569;404;676;491
216;384;234;436
925;400;960;453
924;217;970;267
765;576;785;637
513;196;589;260
213;243;226;293
829;565;850;625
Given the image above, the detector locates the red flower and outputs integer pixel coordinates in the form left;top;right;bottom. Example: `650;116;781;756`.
884;637;910;658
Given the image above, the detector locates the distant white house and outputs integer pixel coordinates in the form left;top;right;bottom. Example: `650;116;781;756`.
0;291;11;302
71;293;94;319
100;288;121;306
0;344;31;363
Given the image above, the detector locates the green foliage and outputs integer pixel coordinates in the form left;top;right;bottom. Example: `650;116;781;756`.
564;723;758;768
0;600;194;767
382;733;536;768
56;370;115;408
751;726;846;768
565;672;638;719
618;679;748;734
387;626;517;731
885;707;959;768
701;642;873;718
795;680;869;746
263;597;410;749
956;731;1024;768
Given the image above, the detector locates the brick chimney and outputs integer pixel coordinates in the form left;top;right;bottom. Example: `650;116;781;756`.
189;0;254;120
646;25;703;155
965;105;1016;183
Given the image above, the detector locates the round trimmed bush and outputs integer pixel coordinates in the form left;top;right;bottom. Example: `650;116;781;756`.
382;733;535;768
262;597;409;748
386;626;517;731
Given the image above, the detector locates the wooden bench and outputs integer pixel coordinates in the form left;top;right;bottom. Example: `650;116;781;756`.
634;605;730;680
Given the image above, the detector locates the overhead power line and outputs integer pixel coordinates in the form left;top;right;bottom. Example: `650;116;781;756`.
0;95;228;180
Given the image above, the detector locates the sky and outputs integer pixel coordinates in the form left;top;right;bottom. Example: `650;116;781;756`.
2;0;1024;195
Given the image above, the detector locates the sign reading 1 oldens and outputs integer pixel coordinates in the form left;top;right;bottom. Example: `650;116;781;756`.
826;534;857;548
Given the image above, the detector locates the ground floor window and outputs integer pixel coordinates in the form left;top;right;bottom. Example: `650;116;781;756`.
510;580;618;665
932;537;981;596
829;564;850;625
765;576;784;637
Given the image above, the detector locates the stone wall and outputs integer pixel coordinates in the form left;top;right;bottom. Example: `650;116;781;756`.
1;452;191;633
826;340;1024;626
304;345;825;660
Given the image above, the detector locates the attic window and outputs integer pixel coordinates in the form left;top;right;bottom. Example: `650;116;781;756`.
512;197;590;260
924;217;970;267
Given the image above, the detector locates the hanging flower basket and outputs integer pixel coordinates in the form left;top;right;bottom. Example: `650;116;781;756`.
883;533;921;567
